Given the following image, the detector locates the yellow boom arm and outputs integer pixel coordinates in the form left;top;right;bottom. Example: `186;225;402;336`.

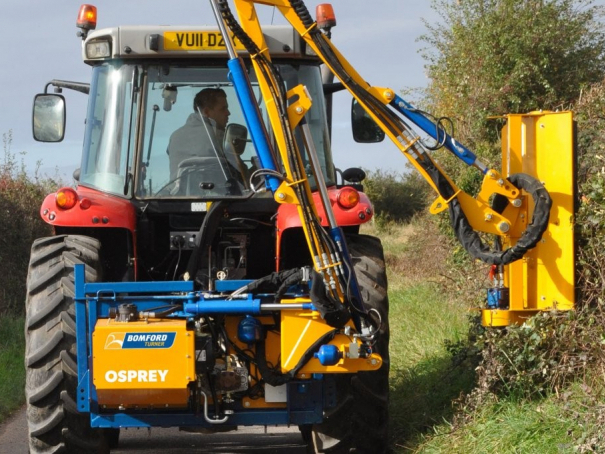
216;0;575;326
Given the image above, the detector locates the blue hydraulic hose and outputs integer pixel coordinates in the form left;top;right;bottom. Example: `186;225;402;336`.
391;94;484;172
227;58;281;193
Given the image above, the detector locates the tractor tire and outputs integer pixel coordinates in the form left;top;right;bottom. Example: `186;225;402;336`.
25;235;110;454
303;234;390;453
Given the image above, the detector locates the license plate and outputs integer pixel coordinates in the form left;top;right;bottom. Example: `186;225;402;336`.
163;31;246;51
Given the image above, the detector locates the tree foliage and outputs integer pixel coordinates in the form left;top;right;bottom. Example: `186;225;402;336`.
422;0;605;155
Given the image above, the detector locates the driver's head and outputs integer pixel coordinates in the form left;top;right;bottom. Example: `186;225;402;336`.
194;88;230;130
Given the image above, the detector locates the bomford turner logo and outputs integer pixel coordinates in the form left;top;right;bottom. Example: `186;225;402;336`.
104;332;177;349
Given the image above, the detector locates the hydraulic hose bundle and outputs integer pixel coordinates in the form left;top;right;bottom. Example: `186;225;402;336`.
217;0;357;315
450;173;552;265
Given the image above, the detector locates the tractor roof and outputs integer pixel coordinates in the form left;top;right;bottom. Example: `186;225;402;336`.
82;25;315;63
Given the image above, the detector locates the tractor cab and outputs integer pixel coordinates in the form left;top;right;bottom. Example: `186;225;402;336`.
36;25;336;201
31;10;373;285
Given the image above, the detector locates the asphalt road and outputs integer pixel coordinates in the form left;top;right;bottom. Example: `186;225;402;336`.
0;407;308;454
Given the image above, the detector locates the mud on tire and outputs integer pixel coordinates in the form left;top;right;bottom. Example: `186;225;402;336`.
303;234;390;453
25;235;110;454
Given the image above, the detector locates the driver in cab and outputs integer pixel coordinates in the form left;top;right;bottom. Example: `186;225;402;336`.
167;88;233;182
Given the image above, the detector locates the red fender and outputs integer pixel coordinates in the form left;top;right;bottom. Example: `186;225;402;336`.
275;186;373;270
40;186;136;231
40;185;138;275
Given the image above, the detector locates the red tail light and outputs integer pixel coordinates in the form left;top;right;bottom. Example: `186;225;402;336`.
337;187;359;209
79;197;92;210
55;188;78;210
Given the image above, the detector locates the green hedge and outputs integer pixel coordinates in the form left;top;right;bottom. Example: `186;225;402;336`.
363;169;430;225
0;131;57;316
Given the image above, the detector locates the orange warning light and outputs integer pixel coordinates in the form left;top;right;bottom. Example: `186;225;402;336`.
337;187;360;209
77;4;97;31
316;4;336;30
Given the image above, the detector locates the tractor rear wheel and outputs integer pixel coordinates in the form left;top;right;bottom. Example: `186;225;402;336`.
303;234;390;453
25;235;110;454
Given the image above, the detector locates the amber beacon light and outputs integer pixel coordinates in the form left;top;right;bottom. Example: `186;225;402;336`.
337;187;360;209
77;4;97;37
316;4;336;30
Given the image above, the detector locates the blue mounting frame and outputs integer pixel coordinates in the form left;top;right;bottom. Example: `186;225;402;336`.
72;264;326;428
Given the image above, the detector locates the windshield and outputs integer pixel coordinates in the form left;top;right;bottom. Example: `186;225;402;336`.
80;61;335;200
81;64;138;196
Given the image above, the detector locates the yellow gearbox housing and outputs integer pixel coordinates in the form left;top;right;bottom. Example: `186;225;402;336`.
92;318;195;409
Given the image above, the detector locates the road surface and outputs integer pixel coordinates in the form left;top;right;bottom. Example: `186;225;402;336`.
0;407;308;453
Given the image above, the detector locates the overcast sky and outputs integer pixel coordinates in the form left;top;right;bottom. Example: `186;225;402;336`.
0;1;441;179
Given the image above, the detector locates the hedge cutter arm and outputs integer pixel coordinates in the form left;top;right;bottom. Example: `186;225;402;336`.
213;0;575;326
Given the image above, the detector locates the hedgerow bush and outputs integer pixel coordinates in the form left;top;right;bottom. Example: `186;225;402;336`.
414;0;605;426
444;78;605;417
575;80;605;308
422;0;605;162
363;169;430;228
0;131;58;315
472;310;604;400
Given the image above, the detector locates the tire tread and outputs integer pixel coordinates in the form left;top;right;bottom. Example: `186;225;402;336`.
25;235;108;454
306;234;390;454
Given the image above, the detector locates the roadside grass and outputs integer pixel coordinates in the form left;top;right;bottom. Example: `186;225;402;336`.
389;282;474;449
0;315;25;423
361;221;478;449
371;218;605;453
413;380;602;454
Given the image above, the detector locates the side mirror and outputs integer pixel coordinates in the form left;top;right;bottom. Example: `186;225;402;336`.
32;94;66;142
224;123;248;156
342;167;366;183
351;99;385;143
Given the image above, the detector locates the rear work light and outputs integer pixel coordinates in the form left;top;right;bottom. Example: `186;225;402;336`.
337;187;360;209
86;40;111;59
55;188;78;210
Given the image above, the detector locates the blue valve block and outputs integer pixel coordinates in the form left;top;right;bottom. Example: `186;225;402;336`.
487;287;510;309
